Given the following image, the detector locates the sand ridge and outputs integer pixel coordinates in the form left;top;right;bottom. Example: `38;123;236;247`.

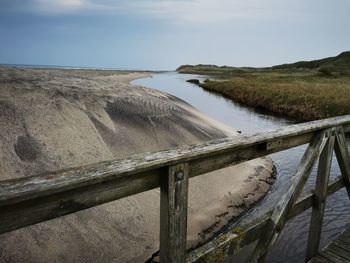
0;67;275;262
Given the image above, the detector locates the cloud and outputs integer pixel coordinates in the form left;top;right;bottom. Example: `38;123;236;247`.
35;0;85;10
123;0;252;23
0;0;107;15
31;0;101;14
2;0;344;25
18;0;287;22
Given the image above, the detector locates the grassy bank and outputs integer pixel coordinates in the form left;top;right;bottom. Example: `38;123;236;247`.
178;52;350;121
200;74;350;121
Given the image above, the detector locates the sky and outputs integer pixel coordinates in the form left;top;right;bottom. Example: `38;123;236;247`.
0;0;349;70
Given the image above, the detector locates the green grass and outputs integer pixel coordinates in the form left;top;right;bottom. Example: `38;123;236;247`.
200;74;350;121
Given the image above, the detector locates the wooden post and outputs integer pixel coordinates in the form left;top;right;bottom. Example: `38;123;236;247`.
305;130;335;261
334;126;350;198
160;163;189;263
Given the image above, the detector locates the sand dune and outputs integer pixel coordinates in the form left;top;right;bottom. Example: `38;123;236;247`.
0;67;274;262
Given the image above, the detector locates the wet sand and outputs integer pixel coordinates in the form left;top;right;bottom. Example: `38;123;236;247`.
0;67;275;262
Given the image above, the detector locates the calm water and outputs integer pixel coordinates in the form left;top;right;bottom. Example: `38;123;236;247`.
132;72;350;262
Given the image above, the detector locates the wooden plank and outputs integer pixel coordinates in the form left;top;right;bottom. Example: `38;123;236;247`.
0;171;161;234
189;132;313;178
310;254;332;263
238;131;328;262
310;227;350;263
306;133;336;261
0;117;347;238
187;175;345;262
0;132;311;234
334;127;350;199
339;230;350;243
0;120;346;234
160;163;189;263
320;250;349;263
1;115;350;208
331;235;350;254
332;242;350;255
328;243;350;258
335;238;350;248
0;130;308;205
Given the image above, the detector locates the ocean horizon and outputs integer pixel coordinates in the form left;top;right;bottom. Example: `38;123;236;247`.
0;63;162;72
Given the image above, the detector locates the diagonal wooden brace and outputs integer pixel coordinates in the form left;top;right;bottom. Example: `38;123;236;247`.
248;130;330;262
334;126;350;199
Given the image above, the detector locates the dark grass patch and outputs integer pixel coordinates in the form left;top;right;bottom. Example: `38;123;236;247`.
186;79;200;85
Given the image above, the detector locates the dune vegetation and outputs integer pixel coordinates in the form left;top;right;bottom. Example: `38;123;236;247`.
177;51;350;121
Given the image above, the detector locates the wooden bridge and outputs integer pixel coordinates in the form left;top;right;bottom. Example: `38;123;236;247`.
0;115;350;262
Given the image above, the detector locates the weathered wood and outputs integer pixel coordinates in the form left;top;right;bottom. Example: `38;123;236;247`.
0;171;161;234
248;131;328;262
338;228;350;243
339;236;350;244
0;130;310;206
189;132;313;178
186;176;345;263
338;236;350;246
327;243;350;258
319;250;348;263
334;126;350;199
309;254;331;263
0;118;347;234
333;239;350;252
306;132;335;261
313;227;350;263
1;115;350;208
0;132;313;234
160;163;189;263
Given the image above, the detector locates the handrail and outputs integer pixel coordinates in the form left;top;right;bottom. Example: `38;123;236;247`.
1;115;350;207
0;115;350;262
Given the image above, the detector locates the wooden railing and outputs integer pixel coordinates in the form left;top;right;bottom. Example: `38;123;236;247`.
0;115;350;262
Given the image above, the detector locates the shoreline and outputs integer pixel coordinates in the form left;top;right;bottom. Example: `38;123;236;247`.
0;67;276;262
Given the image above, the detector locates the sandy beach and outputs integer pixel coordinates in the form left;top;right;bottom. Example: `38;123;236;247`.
0;67;275;262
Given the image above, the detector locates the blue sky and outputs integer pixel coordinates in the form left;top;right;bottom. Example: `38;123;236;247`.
0;0;349;70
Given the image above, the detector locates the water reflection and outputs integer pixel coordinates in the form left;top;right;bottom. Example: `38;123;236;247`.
132;72;350;263
133;72;291;134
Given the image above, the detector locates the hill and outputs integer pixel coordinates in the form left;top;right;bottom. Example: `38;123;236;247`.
272;51;350;75
176;64;255;76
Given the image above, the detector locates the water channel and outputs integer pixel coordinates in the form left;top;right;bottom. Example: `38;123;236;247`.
132;72;350;262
